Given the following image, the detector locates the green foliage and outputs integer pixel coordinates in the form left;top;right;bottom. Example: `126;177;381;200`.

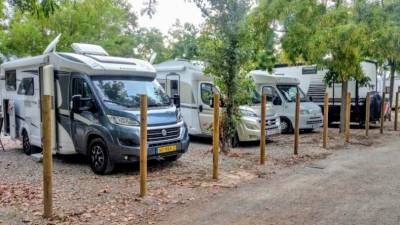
10;0;59;17
197;0;254;151
3;0;137;58
132;28;169;63
168;20;200;60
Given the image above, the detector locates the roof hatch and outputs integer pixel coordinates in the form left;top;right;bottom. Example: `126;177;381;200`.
71;43;109;56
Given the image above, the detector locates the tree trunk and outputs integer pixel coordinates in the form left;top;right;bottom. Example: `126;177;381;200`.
340;79;348;133
389;59;396;112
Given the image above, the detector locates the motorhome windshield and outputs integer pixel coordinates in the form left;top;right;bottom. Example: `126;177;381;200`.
92;76;171;108
276;85;309;102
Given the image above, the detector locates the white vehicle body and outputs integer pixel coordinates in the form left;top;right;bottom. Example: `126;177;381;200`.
250;71;323;133
266;61;383;124
155;60;281;143
383;71;400;109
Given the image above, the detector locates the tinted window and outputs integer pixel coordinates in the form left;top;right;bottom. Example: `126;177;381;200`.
72;78;92;98
17;77;34;96
276;85;308;102
5;71;16;91
200;83;213;104
261;86;280;102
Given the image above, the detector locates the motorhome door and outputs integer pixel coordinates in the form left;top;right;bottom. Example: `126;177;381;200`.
165;73;180;97
198;82;214;134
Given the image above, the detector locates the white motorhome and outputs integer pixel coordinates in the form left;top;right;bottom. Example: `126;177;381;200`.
269;61;383;125
155;60;281;146
383;71;400;109
0;36;190;174
250;71;323;133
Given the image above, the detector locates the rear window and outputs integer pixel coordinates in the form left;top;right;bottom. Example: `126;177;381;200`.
17;77;34;96
5;70;16;91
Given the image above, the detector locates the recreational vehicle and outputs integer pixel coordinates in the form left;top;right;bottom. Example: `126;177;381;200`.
250;71;323;133
155;60;281;146
0;36;189;174
268;61;384;125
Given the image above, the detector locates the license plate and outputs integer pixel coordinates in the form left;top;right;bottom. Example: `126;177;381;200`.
158;145;177;154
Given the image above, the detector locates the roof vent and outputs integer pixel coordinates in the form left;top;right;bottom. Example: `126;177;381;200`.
71;43;109;56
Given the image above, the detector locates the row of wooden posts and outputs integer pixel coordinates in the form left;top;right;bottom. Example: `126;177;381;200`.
40;74;399;217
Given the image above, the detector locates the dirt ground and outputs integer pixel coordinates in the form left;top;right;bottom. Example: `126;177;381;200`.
0;119;396;225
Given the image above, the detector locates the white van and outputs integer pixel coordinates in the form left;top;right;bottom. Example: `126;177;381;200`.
155;60;281;146
250;71;323;133
0;36;190;174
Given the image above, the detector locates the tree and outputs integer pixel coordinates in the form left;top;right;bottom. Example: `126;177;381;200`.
3;0;138;58
9;0;59;17
255;0;368;132
197;0;253;152
132;28;169;63
168;20;200;60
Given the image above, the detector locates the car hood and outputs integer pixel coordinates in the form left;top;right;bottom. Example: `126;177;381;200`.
240;104;276;117
108;106;178;126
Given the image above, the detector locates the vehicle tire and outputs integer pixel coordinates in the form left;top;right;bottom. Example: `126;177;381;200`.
22;131;32;155
231;132;240;148
88;138;114;175
280;117;293;134
163;154;182;162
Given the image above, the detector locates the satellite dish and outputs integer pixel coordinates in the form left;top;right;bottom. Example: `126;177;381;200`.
43;34;62;55
149;53;157;64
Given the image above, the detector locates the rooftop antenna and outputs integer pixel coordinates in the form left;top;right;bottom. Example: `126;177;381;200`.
149;52;157;64
43;34;62;55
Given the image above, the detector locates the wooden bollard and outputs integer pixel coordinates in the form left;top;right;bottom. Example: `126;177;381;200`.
212;93;220;180
365;94;371;137
140;95;147;197
395;92;399;131
294;92;300;155
42;65;54;218
380;92;386;134
322;93;329;149
345;92;351;143
260;93;266;164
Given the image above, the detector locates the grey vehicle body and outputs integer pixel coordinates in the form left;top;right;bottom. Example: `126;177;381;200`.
0;38;189;174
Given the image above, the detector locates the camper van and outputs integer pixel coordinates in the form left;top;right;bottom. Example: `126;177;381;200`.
268;61;383;125
0;36;189;174
250;71;323;133
155;60;281;146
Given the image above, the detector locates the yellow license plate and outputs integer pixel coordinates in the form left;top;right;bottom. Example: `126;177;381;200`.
158;145;177;154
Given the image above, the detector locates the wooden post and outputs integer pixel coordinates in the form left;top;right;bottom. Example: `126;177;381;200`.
380;92;386;134
322;93;329;149
365;94;371;137
212;93;220;180
260;93;266;164
42;65;54;218
395;92;399;131
140;95;147;197
42;95;53;218
345;92;351;143
294;92;300;155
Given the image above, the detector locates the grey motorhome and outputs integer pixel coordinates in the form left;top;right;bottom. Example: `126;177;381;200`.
0;37;189;174
269;61;383;125
155;60;281;146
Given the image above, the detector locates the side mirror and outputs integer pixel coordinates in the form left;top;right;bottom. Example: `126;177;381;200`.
273;97;282;105
209;97;214;108
309;96;313;102
172;94;180;108
71;95;82;112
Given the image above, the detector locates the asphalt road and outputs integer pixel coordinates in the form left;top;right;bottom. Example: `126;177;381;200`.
157;138;400;225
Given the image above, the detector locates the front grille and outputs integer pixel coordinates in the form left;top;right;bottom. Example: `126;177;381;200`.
147;127;180;142
307;119;323;125
265;118;277;127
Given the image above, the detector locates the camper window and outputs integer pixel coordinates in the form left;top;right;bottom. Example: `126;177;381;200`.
276;85;308;102
17;78;34;96
261;86;280;102
5;70;16;91
200;83;213;105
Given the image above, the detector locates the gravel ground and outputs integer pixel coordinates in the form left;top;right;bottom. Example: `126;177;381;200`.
0;119;393;225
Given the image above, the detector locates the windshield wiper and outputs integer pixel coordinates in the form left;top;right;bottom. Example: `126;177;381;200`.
103;99;132;108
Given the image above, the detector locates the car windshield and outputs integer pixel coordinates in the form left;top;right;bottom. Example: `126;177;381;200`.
92;76;171;108
250;88;261;104
276;85;309;102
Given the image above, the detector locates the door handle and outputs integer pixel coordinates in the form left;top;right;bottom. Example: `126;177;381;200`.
199;105;203;112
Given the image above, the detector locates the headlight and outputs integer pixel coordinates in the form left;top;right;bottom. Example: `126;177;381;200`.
240;109;259;118
176;109;183;122
300;109;311;115
107;115;139;126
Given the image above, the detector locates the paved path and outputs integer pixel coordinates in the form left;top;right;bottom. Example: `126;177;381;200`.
158;140;400;225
